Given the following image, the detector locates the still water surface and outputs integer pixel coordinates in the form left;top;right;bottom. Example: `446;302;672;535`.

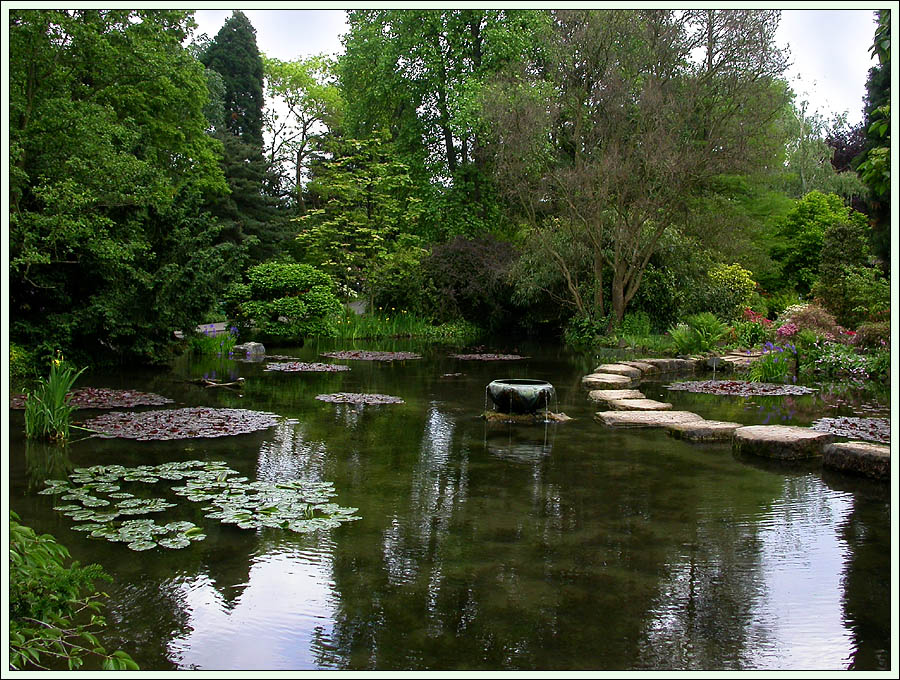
8;340;892;670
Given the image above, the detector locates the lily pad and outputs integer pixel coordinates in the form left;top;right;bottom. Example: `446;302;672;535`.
83;407;281;440
126;540;158;551
11;387;174;410
321;350;422;361
449;353;528;361
265;362;351;372
811;416;890;444
666;380;816;397
315;392;405;405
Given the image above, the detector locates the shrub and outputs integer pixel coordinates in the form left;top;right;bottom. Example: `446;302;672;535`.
764;290;803;320
668;323;696;355
24;353;86;443
706;263;757;320
564;314;607;348
777;303;848;342
621;311;652;338
10;342;34;380
812;264;891;330
9;511;139;670
189;325;239;356
853;322;890;349
422;235;518;329
227;262;342;342
865;348;891;382
800;340;871;381
748;342;797;383
366;238;432;316
667;313;728;355
733;320;772;348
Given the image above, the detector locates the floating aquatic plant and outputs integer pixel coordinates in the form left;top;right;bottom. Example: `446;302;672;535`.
40;460;360;551
315;393;405;405
11;387;174;410
82;407;280;440
449;353;527;361
666;380;816;397
265;362;350;372
811;416;890;444
320;350;422;361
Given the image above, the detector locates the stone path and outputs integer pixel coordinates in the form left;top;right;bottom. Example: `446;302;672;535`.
584;356;890;480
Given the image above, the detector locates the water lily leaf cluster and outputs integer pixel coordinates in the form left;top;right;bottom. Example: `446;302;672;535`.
11;388;174;410
315;392;405;405
811;416;890;444
40;460;360;550
321;350;422;361
666;380;816;397
449;353;527;361
83;407;280;440
265;362;350;372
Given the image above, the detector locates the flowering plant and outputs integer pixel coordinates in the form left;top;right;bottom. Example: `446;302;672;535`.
742;307;772;326
748;341;797;383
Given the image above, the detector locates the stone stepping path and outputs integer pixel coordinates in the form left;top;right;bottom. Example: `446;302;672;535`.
583;356;889;480
607;398;672;411
595;410;703;428
823;441;890;480
588;389;645;402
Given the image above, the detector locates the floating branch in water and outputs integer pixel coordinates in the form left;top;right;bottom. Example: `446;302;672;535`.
315;392;405;405
83;407;280;440
265;362;350;372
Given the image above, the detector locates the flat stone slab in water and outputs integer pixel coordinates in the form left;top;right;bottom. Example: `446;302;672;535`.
822;441;890;480
264;362;350;372
587;389;645;402
667;420;743;442
733;425;834;460
582;373;635;389
621;361;658;374
639;358;698;373
593;363;643;379
594;410;704;428
607;398;672;411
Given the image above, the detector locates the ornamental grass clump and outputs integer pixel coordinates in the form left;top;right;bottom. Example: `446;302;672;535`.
24;352;86;443
667;313;729;354
748;342;797;383
189;325;238;356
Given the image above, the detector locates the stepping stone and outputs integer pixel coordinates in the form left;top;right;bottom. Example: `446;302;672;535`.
638;358;697;373
582;373;635;389
593;363;643;379
587;389;645;402
608;398;672;411
733;425;834;460
823;441;890;480
594;410;704;428
620;361;658;374
667;420;743;442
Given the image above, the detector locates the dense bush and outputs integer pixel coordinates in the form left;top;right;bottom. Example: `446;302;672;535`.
732;320;772;348
227;262;342;342
422;235;518;330
705;263;758;320
366;237;432;316
10;343;34;380
9;511;138;670
668;313;729;354
852;321;890;349
777;303;850;342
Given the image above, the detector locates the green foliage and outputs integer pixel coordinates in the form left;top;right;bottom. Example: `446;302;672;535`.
799;340;872;382
9;10;242;364
227;262;342;342
748;342;797;383
621;311;652;338
853;322;890;349
10;343;35;380
189;325;239;356
769;191;864;295
667;324;697;355
296;134;423;295
564;315;607;348
9;511;139;670
732;320;772;349
777;302;849;341
366;238;432;316
706;263;758;321
668;313;729;355
811;211;890;328
763;290;803;321
334;309;481;345
24;353;87;443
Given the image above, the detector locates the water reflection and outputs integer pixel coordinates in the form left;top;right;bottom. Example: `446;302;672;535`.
167;543;339;670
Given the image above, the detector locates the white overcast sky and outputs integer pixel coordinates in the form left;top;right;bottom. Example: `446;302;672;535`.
191;6;880;126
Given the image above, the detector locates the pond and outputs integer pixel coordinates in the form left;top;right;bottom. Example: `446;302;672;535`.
7;339;893;671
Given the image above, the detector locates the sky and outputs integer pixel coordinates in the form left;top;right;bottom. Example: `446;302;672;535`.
191;6;880;126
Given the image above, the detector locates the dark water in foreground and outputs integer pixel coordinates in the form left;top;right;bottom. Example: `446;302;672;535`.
7;340;894;671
